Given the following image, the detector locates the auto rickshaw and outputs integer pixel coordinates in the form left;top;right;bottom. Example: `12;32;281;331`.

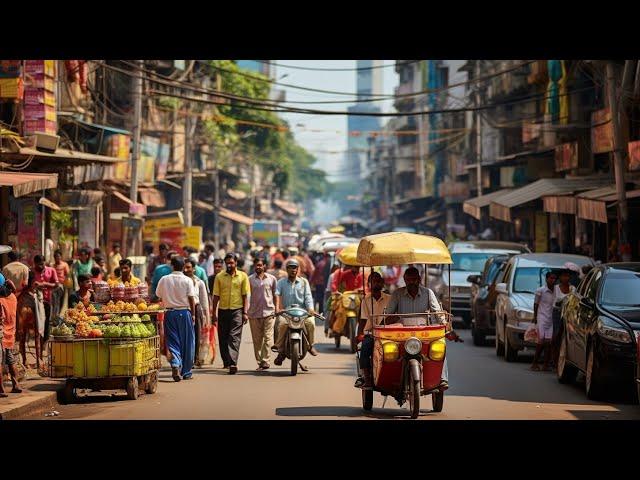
354;232;457;419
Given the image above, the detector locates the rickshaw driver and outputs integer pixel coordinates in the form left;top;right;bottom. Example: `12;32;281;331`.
385;266;449;389
354;272;390;388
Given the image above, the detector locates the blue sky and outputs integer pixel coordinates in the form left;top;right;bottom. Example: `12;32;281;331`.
275;60;398;180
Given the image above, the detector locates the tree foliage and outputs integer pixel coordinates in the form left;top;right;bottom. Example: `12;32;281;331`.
201;60;331;201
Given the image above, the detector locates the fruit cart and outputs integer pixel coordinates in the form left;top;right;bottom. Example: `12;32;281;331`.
48;302;164;403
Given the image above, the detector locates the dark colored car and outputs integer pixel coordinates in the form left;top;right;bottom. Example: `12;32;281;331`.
557;263;640;400
467;254;511;346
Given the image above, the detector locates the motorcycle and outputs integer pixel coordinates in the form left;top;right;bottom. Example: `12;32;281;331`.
271;305;325;376
329;290;362;352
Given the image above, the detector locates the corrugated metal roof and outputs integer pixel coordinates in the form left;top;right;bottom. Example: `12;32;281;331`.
464;188;514;209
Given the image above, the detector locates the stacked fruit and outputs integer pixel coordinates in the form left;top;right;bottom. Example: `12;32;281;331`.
74;322;93;338
51;324;74;337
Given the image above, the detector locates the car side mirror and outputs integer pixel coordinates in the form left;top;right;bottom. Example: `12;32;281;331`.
467;274;481;285
427;267;441;277
495;283;508;295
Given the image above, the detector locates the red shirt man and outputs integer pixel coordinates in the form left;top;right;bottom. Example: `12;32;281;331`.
34;255;59;304
331;266;363;293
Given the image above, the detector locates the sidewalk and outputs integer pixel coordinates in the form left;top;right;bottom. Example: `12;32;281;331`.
0;369;64;420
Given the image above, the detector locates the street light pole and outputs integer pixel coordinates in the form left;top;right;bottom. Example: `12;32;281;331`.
183;108;193;227
475;60;483;198
130;60;143;203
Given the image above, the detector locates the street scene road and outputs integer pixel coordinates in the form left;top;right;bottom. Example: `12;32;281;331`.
30;321;640;420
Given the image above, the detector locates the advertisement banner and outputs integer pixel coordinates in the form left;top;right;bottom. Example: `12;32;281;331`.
139;136;158;184
591;108;614;154
253;221;281;246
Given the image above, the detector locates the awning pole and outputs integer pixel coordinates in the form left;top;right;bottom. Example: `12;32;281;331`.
41;189;45;256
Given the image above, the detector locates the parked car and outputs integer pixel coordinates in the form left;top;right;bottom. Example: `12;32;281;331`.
432;241;531;327
495;253;595;362
557;263;640;400
467;254;512;345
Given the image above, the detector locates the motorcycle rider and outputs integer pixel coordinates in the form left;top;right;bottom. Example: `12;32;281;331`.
273;258;318;366
355;272;390;388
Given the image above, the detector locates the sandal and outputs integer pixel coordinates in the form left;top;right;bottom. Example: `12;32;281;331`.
0;393;8;398
11;387;23;394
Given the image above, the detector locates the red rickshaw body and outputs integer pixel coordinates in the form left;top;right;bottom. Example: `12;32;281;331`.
372;324;446;396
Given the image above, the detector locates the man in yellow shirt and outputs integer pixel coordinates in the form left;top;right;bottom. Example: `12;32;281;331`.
115;258;141;286
212;253;250;374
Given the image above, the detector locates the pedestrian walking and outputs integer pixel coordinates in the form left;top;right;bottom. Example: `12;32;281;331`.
33;255;60;345
156;256;197;382
2;251;29;296
310;253;328;314
212;253;250;375
108;242;122;275
247;258;277;371
72;248;94;291
207;258;224;294
151;250;178;299
203;243;216;277
0;280;21;396
52;250;70;313
184;259;210;367
267;259;287;280
551;268;576;367
531;271;558;371
147;243;169;285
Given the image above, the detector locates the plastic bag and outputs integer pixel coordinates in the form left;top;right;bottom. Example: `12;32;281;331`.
524;324;538;343
198;325;210;364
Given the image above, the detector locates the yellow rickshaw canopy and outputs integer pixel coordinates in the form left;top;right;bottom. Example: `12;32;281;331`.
336;243;366;266
356;232;452;266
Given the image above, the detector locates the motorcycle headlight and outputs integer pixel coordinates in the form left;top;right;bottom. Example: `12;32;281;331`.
597;319;632;344
382;341;400;362
515;309;534;322
429;338;446;361
405;337;422;355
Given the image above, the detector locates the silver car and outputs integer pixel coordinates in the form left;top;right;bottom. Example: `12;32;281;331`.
431;241;530;327
494;253;595;362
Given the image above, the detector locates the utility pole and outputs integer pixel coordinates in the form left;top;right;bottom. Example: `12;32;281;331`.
390;137;397;229
475;60;483;198
183;108;193;227
605;61;629;248
249;162;256;243
213;150;220;249
417;109;426;196
130;60;143;203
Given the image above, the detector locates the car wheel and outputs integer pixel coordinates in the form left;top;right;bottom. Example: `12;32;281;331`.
557;330;578;384
504;326;518;362
495;322;505;357
585;341;604;400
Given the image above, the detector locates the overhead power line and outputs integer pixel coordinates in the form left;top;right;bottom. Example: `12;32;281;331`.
257;60;417;72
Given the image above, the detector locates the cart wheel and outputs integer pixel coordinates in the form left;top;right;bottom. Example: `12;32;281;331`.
362;389;373;411
63;380;77;404
145;371;158;394
126;376;139;400
432;390;444;412
408;380;420;419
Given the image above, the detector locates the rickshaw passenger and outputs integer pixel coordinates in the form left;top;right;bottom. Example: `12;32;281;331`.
355;272;390;388
385;266;449;388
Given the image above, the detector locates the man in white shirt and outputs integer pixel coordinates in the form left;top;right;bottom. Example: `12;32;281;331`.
531;270;557;372
156;256;197;382
184;259;210;368
355;272;390;389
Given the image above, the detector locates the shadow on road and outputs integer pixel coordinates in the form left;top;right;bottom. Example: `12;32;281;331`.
275;405;439;420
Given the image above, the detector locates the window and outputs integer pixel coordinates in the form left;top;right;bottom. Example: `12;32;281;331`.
577;270;594;297
600;272;640;307
451;253;497;272
485;260;505;285
586;270;602;301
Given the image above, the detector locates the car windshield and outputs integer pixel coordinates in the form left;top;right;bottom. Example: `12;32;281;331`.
485;261;505;284
451;253;496;272
513;267;581;294
601;273;640;307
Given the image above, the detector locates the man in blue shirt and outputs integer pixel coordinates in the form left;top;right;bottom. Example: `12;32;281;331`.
273;259;318;365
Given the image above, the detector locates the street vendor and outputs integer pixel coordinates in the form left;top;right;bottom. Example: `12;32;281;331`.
68;274;95;308
386;266;449;388
115;258;141;286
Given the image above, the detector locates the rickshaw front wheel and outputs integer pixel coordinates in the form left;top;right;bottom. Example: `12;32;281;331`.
408;380;420;419
362;389;373;411
432;390;444;412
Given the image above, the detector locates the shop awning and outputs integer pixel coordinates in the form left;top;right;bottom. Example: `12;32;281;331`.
273;199;298;216
139;188;166;208
489;176;612;222
112;190;134;205
14;147;126;164
413;210;444;224
0;171;58;197
576;186;640;223
227;188;247;200
54;190;105;210
542;195;577;215
392;194;432;207
463;188;513;220
219;207;253;225
39;197;61;211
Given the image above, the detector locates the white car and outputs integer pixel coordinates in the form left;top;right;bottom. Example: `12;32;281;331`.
494;253;595;362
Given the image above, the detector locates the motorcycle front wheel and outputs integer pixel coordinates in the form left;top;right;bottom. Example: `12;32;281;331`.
290;339;299;376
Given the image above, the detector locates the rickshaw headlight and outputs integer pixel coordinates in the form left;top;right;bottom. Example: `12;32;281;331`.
382;341;400;362
429;338;446;361
405;337;422;355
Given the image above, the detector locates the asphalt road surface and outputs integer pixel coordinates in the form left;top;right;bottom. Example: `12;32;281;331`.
31;322;640;420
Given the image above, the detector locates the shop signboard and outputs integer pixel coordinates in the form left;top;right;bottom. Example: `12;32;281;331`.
591;108;614;154
253;221;281;247
629;140;640;172
555;142;579;172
